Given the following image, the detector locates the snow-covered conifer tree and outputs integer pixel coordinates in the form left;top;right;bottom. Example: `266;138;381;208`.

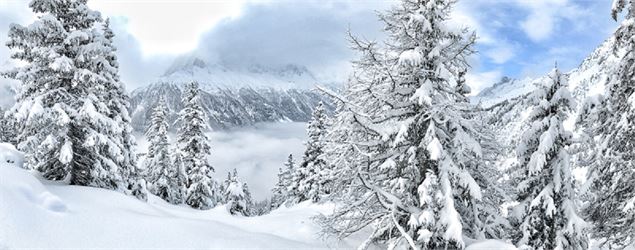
318;0;493;248
251;199;273;216
271;154;295;208
510;67;588;249
288;102;330;203
145;98;169;159
455;71;509;240
178;81;220;209
223;169;252;216
580;1;635;246
3;1;143;198
144;98;182;203
170;149;188;203
0;107;17;145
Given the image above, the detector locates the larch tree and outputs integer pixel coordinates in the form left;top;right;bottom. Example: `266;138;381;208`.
178;81;220;209
581;0;635;247
318;0;493;248
3;0;145;199
510;67;588;250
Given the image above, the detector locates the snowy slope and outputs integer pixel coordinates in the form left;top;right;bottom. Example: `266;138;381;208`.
0;162;362;249
475;38;619;148
473;37;618;109
472;76;541;108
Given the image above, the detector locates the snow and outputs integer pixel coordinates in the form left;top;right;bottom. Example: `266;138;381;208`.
0;143;541;249
58;141;73;165
49;56;74;72
0;161;360;249
399;48;423;66
427;137;443;160
466;240;518;250
471;77;540;107
0;143;23;169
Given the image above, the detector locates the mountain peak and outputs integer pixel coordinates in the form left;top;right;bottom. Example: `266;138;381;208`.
157;54;322;90
163;55;209;77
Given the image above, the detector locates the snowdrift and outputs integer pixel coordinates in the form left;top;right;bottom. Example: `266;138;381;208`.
0;146;353;249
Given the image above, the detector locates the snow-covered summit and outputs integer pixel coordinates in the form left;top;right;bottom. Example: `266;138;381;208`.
472;76;541;107
158;54;321;91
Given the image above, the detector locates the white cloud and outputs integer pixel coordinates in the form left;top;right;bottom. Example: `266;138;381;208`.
88;0;247;55
135;122;307;200
485;42;516;64
452;1;494;44
208;122;307;200
521;11;555;42
515;0;585;42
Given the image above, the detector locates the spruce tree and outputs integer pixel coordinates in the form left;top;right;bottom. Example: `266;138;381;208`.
178;81;220;209
288;102;330;203
99;19;145;200
3;0;144;198
318;0;489;248
510;67;587;249
580;0;635;246
271;154;295;208
170;149;188;203
223;169;252;216
145;98;182;203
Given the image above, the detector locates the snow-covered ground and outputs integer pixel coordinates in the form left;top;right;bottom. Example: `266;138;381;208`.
0;144;355;249
0;142;519;249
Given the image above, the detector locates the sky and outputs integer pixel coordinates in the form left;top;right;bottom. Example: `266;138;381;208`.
0;0;621;93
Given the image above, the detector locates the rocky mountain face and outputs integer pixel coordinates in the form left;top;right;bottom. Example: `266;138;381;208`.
129;56;334;132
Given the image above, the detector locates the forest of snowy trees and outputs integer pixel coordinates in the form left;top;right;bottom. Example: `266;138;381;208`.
1;0;635;249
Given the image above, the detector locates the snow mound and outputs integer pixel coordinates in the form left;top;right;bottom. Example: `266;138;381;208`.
0;155;355;249
466;240;518;250
0;143;23;168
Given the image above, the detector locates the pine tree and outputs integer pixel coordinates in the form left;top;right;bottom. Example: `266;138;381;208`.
223;169;252;216
510;67;588;249
318;0;488;248
580;1;635;247
271;154;295;208
3;0;144;198
288;102;330;203
178;81;220;209
144;98;182;203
